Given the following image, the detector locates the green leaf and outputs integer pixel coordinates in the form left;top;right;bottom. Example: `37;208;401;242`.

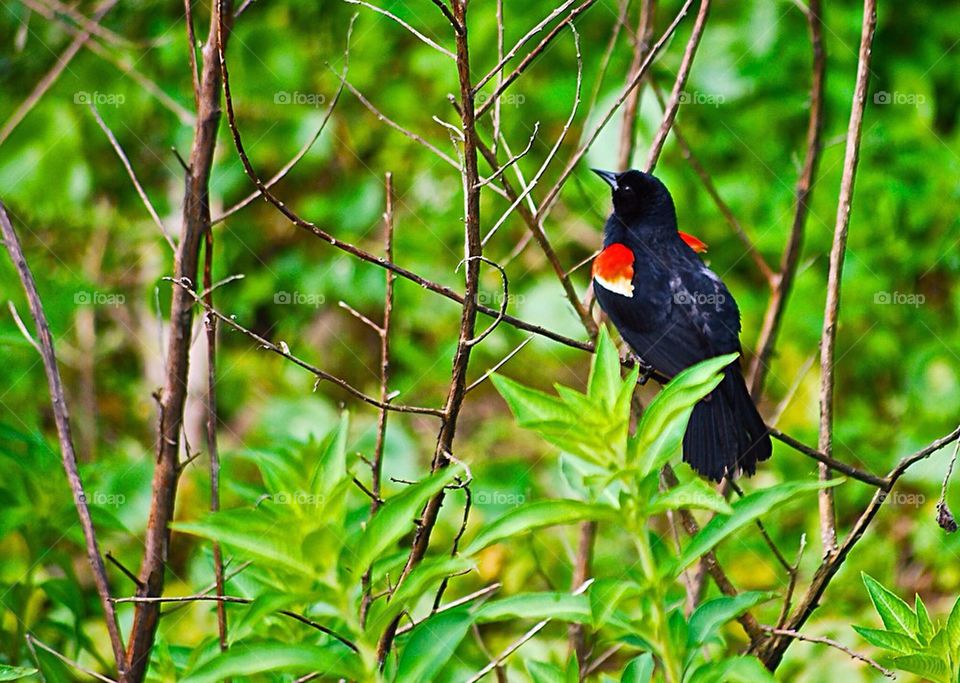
395;608;472;682
852;626;920;653
944;594;960;652
0;665;38;681
477;592;591;624
862;573;917;635
180;643;360;683
673;480;841;574
890;654;951;683
686;656;778;683
620;653;654;683
463;500;615;556
631;353;736;476
492;374;576;426
309;411;350;497
916;594;935;643
588;325;622;410
351;466;460;576
173;508;313;576
590;578;642;629
527;661;566;683
688;592;773;648
648;479;733;516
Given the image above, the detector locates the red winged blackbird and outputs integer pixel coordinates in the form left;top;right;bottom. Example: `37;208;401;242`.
590;168;771;481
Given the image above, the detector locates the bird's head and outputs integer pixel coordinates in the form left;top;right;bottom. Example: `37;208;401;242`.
591;168;676;226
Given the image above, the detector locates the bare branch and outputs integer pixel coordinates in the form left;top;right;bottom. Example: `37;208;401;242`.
88;103;177;251
617;0;656;170
344;0;456;59
768;427;887;488
26;634;118;683
816;0;877;554
1;203;127;675
465;336;533;393
760;627;894;678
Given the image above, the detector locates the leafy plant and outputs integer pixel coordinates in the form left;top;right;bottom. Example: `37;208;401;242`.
853;572;960;682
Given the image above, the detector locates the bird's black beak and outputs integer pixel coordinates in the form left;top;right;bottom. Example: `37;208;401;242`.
591;168;619;190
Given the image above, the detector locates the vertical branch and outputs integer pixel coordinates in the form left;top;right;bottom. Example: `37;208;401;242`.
202;229;227;651
816;0;877;554
644;0;710;173
616;0;655;171
749;0;826;397
360;172;396;626
377;0;483;664
0;203;127;676
125;1;234;679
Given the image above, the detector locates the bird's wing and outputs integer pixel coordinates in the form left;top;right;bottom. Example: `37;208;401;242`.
595;250;740;378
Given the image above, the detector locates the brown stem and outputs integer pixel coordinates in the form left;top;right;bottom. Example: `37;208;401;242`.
1;203;127;676
125;2;234;679
816;0;876;556
377;0;484;664
617;0;656;171
749;0;826;396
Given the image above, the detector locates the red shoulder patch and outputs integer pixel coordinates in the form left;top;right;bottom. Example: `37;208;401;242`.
592;243;634;297
679;231;708;253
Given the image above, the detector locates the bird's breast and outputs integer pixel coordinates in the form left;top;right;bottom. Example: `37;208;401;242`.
592;243;635;297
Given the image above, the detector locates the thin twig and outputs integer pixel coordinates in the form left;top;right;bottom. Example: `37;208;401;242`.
816;0;876;555
26;634;118;683
344;0;455;59
88;103;176;250
1;203;126;675
617;0;656;170
465;336;533;393
760;627;894;678
769;427;886;488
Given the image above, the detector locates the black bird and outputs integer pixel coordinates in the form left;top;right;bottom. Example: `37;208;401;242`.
590;168;771;481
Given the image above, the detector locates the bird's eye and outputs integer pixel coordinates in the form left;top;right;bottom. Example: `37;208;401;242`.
622;185;632;192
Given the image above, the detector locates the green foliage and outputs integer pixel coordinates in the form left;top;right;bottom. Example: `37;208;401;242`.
853;573;960;682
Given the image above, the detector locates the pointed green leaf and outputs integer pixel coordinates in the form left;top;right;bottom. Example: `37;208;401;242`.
477;592;591;624
852;626;920;653
173;509;313;575
944;594;960;652
916;594;935;643
181;643;360;683
395;608;472;682
309;411;350;497
590;578;642;629
588;325;622;409
351;466;461;576
687;656;777;683
492;374;576;426
862;573;917;635
674;480;841;574
648;479;733;516
688;592;774;648
464;500;615;556
527;661;566;683
631;353;737;476
0;665;38;681
620;653;654;683
890;654;951;683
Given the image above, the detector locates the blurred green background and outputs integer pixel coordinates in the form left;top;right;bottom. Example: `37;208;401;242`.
1;0;959;680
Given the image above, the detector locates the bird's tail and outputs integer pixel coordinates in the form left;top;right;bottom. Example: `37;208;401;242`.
682;364;772;482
